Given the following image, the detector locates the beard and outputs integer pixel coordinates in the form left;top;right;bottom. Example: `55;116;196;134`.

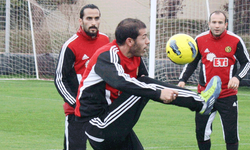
84;27;98;37
130;42;143;57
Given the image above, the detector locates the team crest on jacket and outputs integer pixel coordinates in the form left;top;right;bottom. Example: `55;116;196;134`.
225;46;232;53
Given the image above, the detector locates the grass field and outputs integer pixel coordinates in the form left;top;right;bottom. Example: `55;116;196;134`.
0;80;250;150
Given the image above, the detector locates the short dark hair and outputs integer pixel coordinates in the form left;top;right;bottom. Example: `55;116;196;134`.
80;4;100;19
209;10;227;23
115;18;146;45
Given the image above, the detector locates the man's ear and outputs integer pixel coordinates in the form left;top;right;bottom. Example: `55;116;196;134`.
225;22;228;29
79;18;83;25
126;38;134;47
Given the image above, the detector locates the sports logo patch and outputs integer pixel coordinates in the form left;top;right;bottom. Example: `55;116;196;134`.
225;46;232;53
213;58;228;67
82;54;89;60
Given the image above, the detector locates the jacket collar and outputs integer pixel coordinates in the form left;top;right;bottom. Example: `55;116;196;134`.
209;30;227;40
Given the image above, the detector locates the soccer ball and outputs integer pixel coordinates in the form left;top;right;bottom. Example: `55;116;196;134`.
166;33;198;65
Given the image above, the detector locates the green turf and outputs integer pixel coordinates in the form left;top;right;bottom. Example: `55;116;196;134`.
0;80;250;150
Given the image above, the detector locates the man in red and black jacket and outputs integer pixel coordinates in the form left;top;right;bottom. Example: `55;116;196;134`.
54;4;109;150
178;11;250;150
75;18;222;150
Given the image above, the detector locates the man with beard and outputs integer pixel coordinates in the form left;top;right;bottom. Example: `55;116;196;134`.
75;18;221;150
54;4;109;150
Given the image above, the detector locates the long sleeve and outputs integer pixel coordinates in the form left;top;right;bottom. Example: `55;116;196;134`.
234;40;250;81
94;50;161;101
179;50;201;83
54;46;78;107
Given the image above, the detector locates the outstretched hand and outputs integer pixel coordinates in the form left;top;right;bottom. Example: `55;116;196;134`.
228;77;240;90
160;88;178;103
177;81;185;88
